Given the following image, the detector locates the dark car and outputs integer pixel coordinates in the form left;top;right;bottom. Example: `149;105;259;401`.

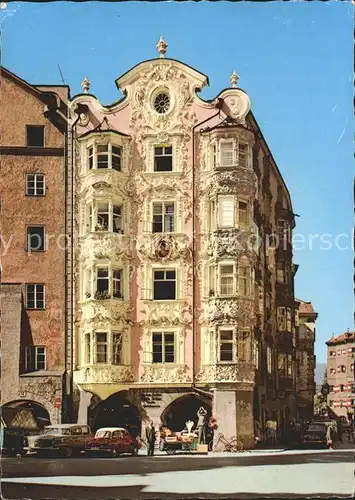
301;422;328;448
24;424;92;457
85;427;140;457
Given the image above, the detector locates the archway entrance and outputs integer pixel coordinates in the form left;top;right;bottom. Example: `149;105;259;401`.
2;400;50;430
161;394;212;432
92;393;141;437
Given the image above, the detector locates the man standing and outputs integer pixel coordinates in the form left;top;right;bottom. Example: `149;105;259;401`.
146;421;156;457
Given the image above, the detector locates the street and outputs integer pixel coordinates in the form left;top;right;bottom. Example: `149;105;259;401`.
1;448;354;499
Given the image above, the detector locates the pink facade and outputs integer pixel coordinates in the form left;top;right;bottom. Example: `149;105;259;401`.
68;43;297;447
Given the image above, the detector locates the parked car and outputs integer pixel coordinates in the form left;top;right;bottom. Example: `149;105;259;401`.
85;427;140;457
301;422;328;448
24;424;92;457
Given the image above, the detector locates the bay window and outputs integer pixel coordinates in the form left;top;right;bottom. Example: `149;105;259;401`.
219;329;235;362
112;269;122;298
86;202;124;233
237;330;250;361
84;267;125;300
96;332;108;363
82;330;126;366
87;143;122;171
216;139;250;168
238;263;251;296
220;141;234;167
217;195;250;229
84;333;91;364
112;332;123;365
219;264;235;296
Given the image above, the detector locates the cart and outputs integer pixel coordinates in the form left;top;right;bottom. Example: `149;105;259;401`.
162;433;200;455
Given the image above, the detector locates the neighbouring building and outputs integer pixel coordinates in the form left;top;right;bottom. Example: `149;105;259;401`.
0;67;69;425
326;331;355;417
68;38;298;447
294;299;318;419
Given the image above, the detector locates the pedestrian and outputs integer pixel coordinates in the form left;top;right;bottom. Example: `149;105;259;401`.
146;421;156;457
271;417;278;445
265;418;273;445
326;424;333;450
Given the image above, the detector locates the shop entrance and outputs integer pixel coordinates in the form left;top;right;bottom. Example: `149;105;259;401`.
92;393;141;437
161;394;212;432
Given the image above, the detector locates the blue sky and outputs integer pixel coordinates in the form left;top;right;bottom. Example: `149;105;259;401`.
1;1;353;362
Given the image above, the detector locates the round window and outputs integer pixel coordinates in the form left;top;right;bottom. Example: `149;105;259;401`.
154;92;170;114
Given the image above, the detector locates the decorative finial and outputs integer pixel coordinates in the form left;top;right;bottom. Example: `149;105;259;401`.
156;36;168;58
81;76;90;94
230;70;239;88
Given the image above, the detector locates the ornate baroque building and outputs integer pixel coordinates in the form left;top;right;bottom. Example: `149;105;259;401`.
68;39;298;447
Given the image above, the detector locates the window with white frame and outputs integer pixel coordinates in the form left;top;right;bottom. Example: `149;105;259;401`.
253;340;260;369
152;332;175;363
238;263;251;296
278;353;287;377
87;143;122;171
218;195;235;227
154;146;173;172
267;346;273;374
87;202;123;233
286;308;292;332
25;346;46;371
96;332;108;363
238;330;250;361
287;354;293;377
209;265;216;296
238;200;249;228
96;268;109;295
152;201;174;232
153;269;176;300
277;307;286;331
26;284;45;309
276;261;286;283
219;264;235;296
112;269;123;299
112;332;123;364
219;329;235;362
26;174;45;196
220;141;234;167
84;333;91;364
238;142;249;168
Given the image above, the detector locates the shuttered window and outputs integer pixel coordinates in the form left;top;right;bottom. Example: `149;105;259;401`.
218;196;235;227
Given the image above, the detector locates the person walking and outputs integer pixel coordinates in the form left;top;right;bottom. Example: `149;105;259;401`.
326;424;334;450
146;421;156;457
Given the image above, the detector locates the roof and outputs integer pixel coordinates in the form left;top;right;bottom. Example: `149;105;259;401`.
96;427;127;432
326;332;355;346
296;299;318;316
45;424;89;428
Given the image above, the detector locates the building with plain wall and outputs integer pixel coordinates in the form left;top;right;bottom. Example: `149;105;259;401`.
326;331;355;417
65;39;299;448
0;67;69;424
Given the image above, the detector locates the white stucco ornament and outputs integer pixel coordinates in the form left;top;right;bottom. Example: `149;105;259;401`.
81;76;91;94
220;88;251;125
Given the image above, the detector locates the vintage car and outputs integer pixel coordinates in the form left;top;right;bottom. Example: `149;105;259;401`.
300;422;328;448
85;427;139;457
24;424;92;457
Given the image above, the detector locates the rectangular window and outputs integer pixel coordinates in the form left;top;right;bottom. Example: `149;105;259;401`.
238;330;250;362
219;329;234;362
218;195;235;227
238;201;249;228
278;353;287;377
219;264;234;296
87;205;93;232
286;308;292;332
26;174;45;196
276;262;285;283
253;341;260;369
220;141;234;166
112;146;121;171
287;354;292;377
267;346;273;374
277;220;289;249
153;269;176;300
152;332;175;363
26;284;45;309
238;142;249;168
113;205;123;233
152;202;175;233
97;203;109;230
84;333;91;364
154;146;173;172
238;265;250;296
97;145;109;168
212;144;217;168
112;269;123;299
277;307;286;331
25;346;46;371
96;332;107;363
27;226;45;251
112;332;123;365
26;125;44;147
88;147;94;169
96;268;109;293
